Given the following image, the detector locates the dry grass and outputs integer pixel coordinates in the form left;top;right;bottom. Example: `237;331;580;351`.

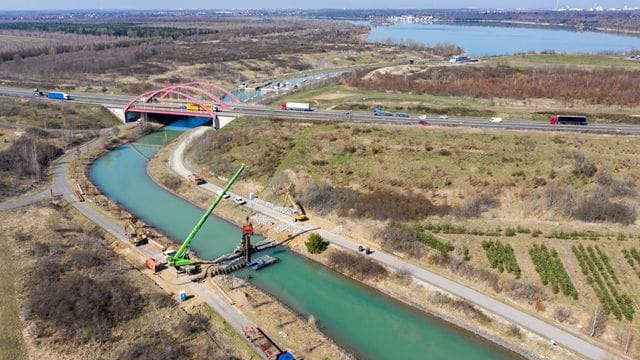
0;232;27;360
0;203;243;360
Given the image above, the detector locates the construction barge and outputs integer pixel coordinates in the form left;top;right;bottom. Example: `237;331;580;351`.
248;255;279;270
243;325;294;360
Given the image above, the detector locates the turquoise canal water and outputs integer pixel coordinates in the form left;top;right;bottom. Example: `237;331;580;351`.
90;122;519;360
366;22;640;55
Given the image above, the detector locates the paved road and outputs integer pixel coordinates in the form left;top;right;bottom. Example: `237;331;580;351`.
0;129;264;359
169;127;623;360
2;85;640;135
0;129;110;212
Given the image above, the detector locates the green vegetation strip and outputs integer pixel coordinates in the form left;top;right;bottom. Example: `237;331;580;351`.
572;245;634;321
622;248;640;279
529;244;578;300
413;224;454;253
481;240;521;279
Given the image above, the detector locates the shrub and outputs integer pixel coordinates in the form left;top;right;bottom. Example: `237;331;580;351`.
572;154;597;178
453;194;499;219
305;233;329;254
507;324;522;339
482;240;521;279
328;251;388;281
552;307;572;323
161;174;182;191
299;182;450;221
597;171;637;197
573;192;636;225
375;224;424;257
28;273;145;343
529;244;578;300
429;292;491;323
414;225;454;253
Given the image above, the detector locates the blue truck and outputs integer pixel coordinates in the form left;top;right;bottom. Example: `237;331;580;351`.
47;91;71;100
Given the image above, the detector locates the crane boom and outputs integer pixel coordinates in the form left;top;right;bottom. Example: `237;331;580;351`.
167;163;246;267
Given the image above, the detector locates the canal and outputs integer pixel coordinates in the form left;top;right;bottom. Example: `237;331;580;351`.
90;119;520;360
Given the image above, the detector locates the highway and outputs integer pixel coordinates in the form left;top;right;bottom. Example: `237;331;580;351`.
2;86;640;135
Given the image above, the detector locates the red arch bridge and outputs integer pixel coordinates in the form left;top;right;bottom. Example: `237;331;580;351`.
123;82;242;129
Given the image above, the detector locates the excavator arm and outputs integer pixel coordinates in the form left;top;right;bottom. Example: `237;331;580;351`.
166;163;246;267
284;189;308;222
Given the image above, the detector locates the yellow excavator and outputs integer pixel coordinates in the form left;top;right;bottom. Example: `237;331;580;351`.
124;217;149;246
283;188;308;222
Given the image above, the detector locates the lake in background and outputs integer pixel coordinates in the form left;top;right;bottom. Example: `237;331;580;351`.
366;22;640;56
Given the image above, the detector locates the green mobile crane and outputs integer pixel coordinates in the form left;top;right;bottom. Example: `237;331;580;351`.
165;164;246;269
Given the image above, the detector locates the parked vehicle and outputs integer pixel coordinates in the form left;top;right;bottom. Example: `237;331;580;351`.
217;190;231;199
373;108;393;116
47;91;70;100
188;173;205;185
281;102;311;111
234;197;246;205
550;115;588;125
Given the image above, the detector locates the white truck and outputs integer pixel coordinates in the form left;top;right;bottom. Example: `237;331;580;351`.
281;102;311;111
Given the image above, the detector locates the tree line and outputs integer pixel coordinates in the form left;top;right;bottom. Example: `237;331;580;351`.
0;22;217;38
345;65;640;107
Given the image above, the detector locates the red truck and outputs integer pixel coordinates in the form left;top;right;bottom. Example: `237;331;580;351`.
550;115;588;125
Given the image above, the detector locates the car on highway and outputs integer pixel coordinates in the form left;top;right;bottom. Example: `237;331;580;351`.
490;117;503;123
234;197;246;205
419;120;428;126
395;112;410;117
418;114;428;120
439;115;449;119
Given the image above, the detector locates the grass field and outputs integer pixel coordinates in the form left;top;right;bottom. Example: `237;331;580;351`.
0;34;41;44
488;53;640;69
0;96;119;129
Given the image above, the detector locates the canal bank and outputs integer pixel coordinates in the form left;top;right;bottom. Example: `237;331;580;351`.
89;121;527;360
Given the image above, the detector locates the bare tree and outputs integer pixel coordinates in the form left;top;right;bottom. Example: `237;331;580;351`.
589;306;607;337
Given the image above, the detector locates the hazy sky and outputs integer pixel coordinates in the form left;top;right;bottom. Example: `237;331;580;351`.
0;1;636;11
